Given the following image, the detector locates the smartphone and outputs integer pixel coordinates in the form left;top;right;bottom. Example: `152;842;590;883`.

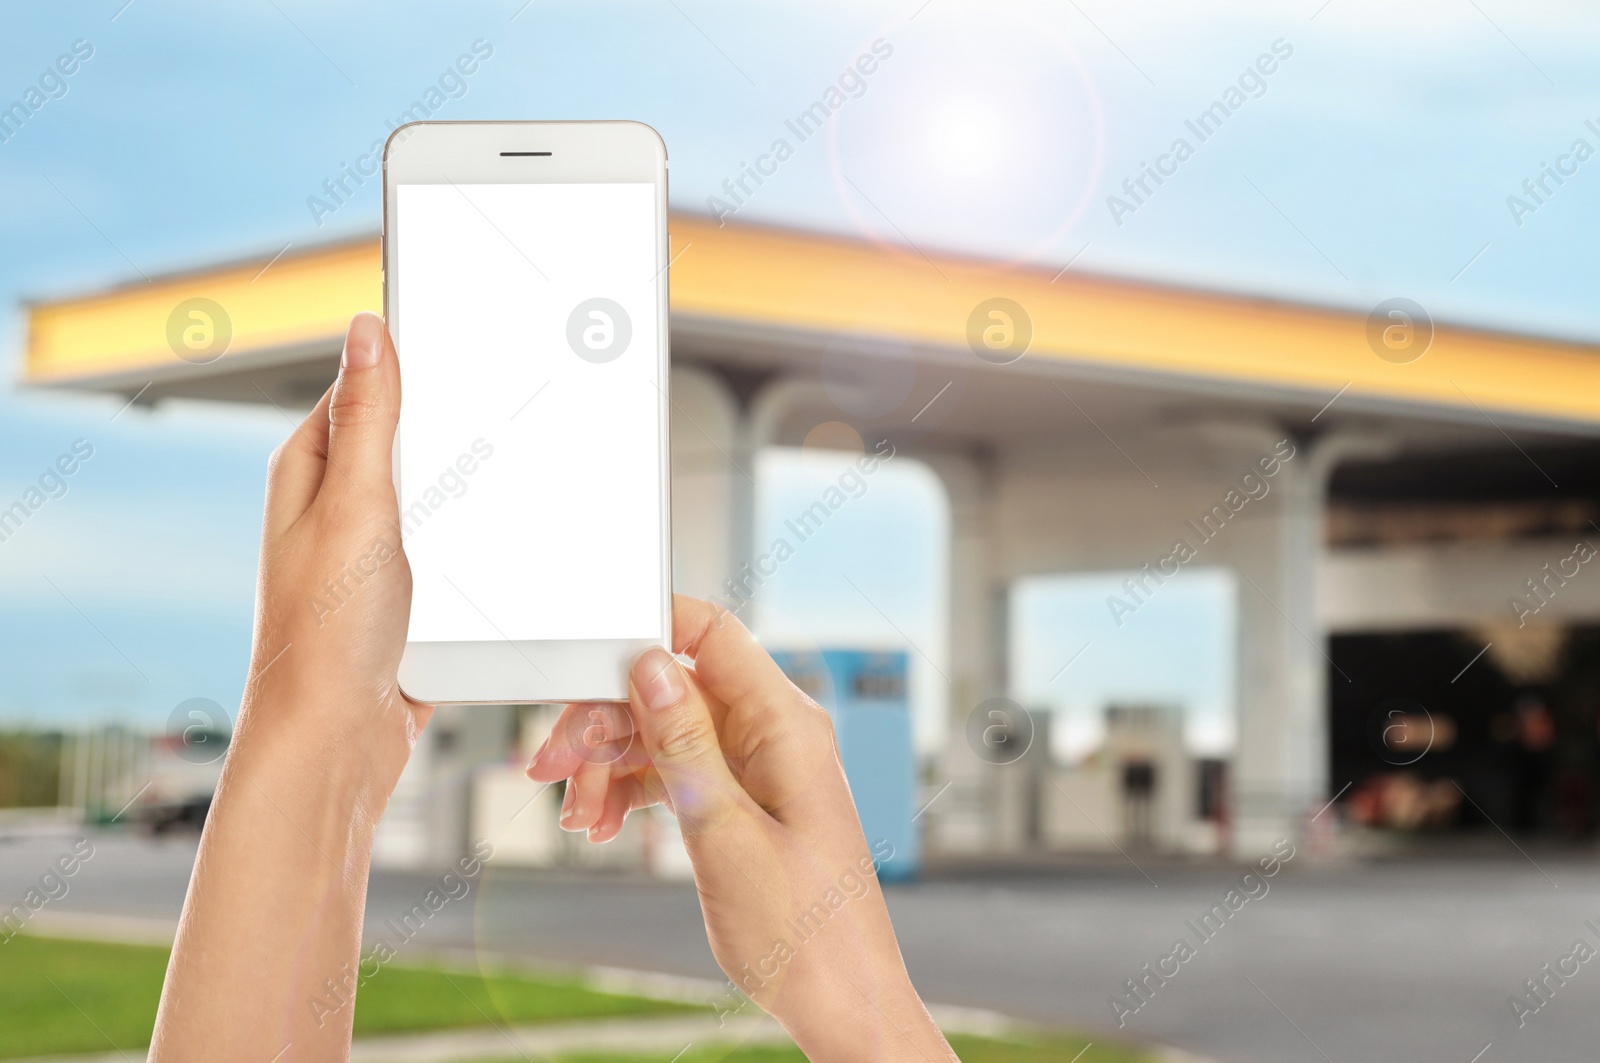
382;120;671;704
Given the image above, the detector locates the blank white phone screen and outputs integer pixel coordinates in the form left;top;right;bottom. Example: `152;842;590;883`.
394;182;662;643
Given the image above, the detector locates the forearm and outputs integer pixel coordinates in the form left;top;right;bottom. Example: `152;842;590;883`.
150;708;388;1062
781;958;954;1062
145;314;424;1060
774;897;956;1062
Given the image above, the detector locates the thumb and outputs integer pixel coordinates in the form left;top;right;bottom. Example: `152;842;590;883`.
630;647;752;836
323;312;400;501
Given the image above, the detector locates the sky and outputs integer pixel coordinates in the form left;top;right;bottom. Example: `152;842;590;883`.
755;447;949;755
1012;569;1238;762
2;0;1598;749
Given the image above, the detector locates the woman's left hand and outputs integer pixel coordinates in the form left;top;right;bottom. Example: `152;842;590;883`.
239;310;430;784
151;312;430;1062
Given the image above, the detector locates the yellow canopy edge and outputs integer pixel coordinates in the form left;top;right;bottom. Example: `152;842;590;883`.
26;240;380;383
22;215;1600;425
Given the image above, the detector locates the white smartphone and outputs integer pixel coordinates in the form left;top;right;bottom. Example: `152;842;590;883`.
382;120;671;704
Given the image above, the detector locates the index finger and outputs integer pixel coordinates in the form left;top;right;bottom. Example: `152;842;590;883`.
670;595;803;719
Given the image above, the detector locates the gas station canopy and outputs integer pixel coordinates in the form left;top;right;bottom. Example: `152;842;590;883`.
21;212;1600;859
22;214;1600;439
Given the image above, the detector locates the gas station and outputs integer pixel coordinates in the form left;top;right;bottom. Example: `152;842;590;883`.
23;214;1600;868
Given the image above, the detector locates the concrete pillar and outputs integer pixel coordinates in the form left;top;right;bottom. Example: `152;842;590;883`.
1231;446;1317;854
668;365;742;602
722;376;832;616
923;449;1006;853
1231;430;1396;855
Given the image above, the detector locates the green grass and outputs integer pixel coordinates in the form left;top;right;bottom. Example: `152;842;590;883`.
347;960;699;1037
0;934;695;1059
0;935;169;1058
464;1033;1157;1063
945;1035;1153;1063
0;934;1159;1063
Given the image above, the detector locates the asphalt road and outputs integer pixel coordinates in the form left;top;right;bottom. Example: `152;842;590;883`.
6;826;1600;1063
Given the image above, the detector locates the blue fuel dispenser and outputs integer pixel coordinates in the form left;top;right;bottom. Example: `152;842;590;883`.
770;648;919;881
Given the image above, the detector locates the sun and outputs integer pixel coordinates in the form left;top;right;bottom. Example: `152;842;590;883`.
920;97;1012;185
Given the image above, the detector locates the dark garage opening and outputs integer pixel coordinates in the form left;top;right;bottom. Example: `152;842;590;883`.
1330;627;1600;840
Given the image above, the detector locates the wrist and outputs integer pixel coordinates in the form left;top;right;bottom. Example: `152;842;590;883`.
779;968;949;1062
157;693;386;1062
234;673;417;796
765;940;950;1063
227;691;408;826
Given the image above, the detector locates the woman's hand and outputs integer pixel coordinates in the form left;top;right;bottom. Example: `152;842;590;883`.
152;313;429;1062
240;310;430;780
529;597;955;1061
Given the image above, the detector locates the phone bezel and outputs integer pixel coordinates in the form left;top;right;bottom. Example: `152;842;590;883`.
382;120;672;704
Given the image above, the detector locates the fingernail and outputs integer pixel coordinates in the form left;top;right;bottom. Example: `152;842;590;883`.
342;312;383;369
634;648;684;711
559;783;579;829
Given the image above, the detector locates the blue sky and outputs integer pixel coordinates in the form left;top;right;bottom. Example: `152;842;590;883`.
755;447;949;755
2;0;1598;744
1012;569;1238;762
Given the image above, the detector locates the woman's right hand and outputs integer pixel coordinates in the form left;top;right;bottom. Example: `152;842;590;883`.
528;596;954;1061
